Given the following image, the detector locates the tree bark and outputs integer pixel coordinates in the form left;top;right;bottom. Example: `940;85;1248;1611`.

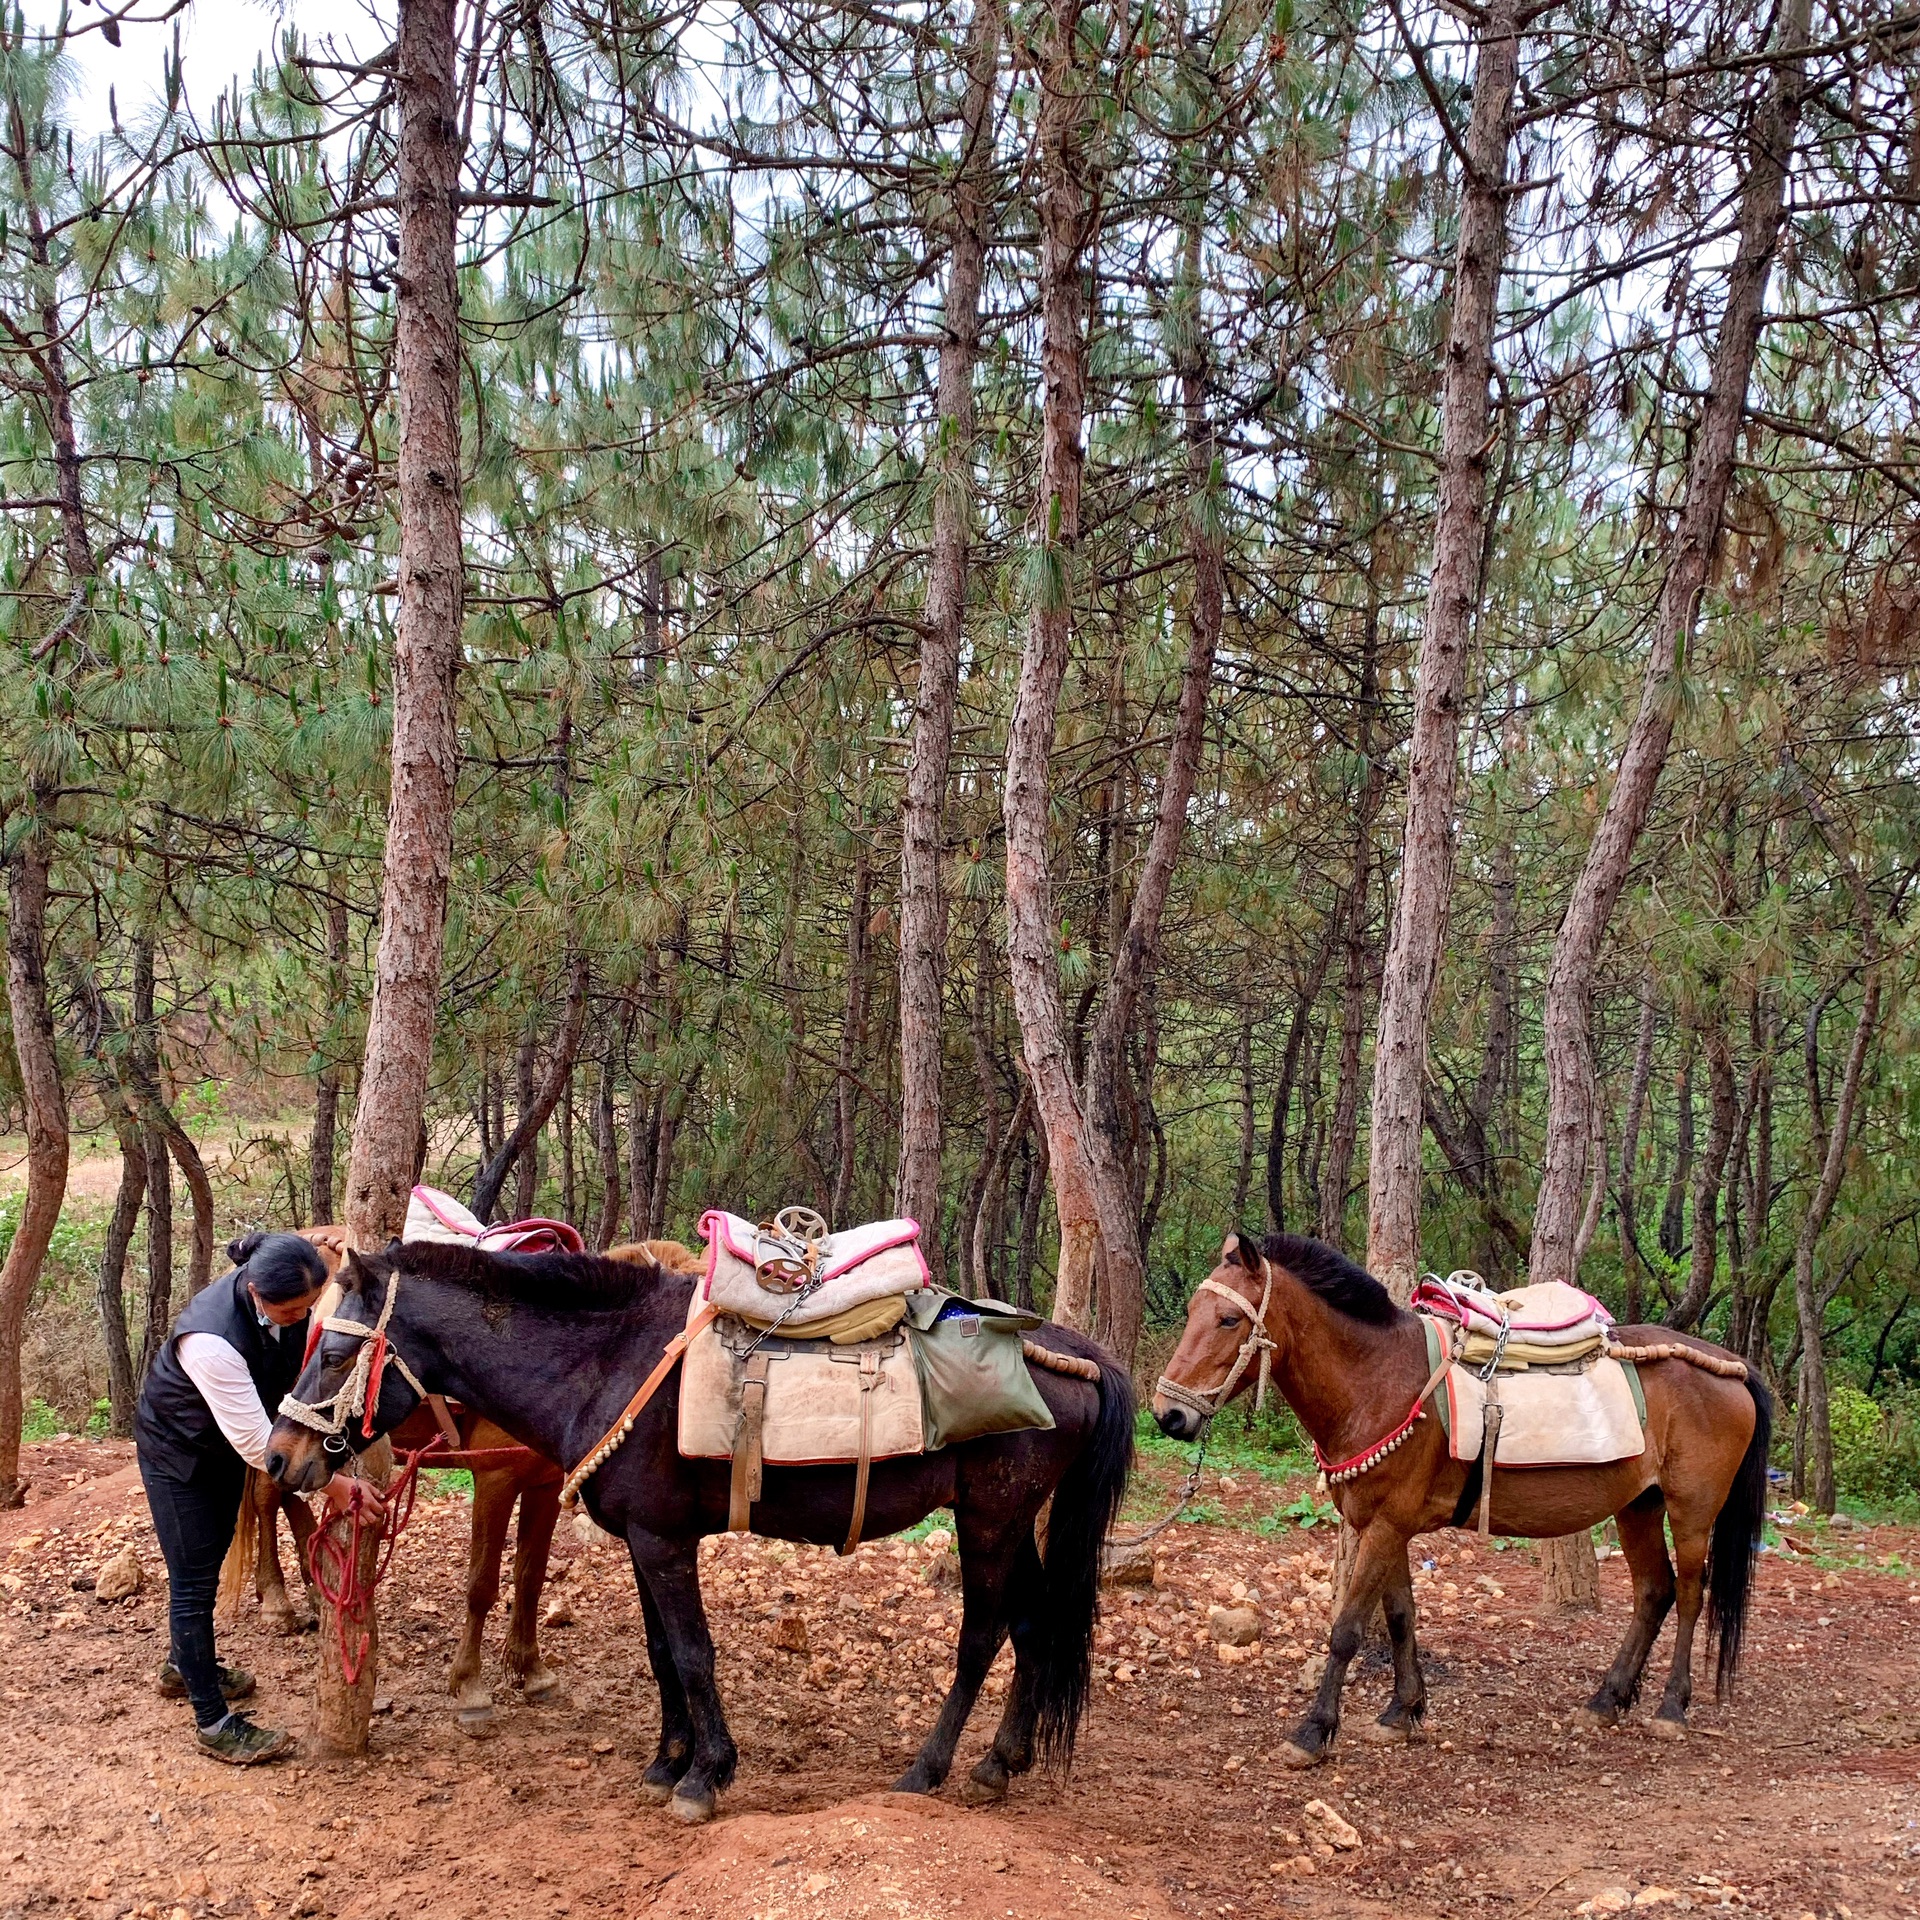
1529;0;1814;1286
512;1031;540;1219
1080;209;1226;1365
1614;980;1657;1322
1667;1019;1737;1331
96;1101;146;1437
1001;0;1111;1339
1319;625;1388;1250
0;817;71;1507
472;955;591;1222
343;0;468;1249
313;1438;394;1755
1365;0;1522;1302
831;848;874;1228
139;1127;175;1370
310;897;349;1225
592;1027;622;1251
895;0;1002;1277
1658;1051;1694;1262
1543;1531;1601;1612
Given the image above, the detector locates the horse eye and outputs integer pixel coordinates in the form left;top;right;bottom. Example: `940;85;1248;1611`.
1218;1314;1242;1329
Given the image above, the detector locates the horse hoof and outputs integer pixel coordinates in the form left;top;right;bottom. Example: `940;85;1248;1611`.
1279;1741;1324;1770
961;1772;1008;1806
1359;1719;1412;1747
670;1791;715;1826
456;1705;495;1738
636;1778;675;1806
1649;1716;1687;1742
522;1672;564;1705
1577;1706;1619;1732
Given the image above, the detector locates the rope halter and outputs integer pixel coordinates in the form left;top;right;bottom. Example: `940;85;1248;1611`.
1154;1257;1278;1427
278;1268;430;1456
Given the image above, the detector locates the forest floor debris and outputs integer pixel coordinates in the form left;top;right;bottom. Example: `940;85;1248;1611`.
2;1439;1916;1920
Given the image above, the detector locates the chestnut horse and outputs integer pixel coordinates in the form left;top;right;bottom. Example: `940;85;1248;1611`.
234;1228;700;1730
1154;1232;1770;1764
265;1238;1133;1824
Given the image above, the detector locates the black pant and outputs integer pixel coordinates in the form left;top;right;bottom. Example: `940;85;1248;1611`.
138;1452;245;1727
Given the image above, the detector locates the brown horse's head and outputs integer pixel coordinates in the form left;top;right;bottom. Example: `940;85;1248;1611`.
1152;1231;1277;1441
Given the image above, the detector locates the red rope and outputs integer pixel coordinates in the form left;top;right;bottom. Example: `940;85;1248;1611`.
303;1436;547;1688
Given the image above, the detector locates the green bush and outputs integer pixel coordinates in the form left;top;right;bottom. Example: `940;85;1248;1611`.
1830;1383;1920;1511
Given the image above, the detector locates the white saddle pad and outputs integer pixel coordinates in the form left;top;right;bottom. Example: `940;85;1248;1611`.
1443;1358;1645;1468
698;1209;930;1330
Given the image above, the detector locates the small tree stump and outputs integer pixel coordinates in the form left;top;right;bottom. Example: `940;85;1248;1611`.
315;1438;394;1756
1542;1530;1601;1612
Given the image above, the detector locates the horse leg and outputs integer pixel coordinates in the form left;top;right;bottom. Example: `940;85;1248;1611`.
894;1507;1025;1797
1579;1489;1674;1729
625;1529;737;1825
281;1488;322;1625
963;1529;1045;1804
1360;1550;1425;1744
631;1571;695;1806
450;1469;515;1732
1649;1511;1713;1740
502;1473;564;1704
1282;1520;1406;1769
253;1475;304;1636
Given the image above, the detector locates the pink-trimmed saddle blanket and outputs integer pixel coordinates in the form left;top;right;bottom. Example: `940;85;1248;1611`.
405;1184;585;1255
698;1209;930;1331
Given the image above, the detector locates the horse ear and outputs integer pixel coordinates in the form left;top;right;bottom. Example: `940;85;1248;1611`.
1220;1231;1257;1270
339;1248;374;1292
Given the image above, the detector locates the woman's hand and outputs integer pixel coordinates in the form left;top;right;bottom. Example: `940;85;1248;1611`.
322;1473;388;1524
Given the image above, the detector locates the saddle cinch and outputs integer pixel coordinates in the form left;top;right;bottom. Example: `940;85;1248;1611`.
1411;1276;1648;1535
679;1209;1055;1552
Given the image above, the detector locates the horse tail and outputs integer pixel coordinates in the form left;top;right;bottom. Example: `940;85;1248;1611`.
216;1468;264;1625
1706;1371;1772;1700
1030;1337;1136;1769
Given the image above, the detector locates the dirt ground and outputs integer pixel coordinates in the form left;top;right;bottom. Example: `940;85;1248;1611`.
2;1439;1915;1920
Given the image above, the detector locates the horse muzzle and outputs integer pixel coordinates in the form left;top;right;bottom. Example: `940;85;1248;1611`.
264;1421;332;1494
1154;1402;1205;1442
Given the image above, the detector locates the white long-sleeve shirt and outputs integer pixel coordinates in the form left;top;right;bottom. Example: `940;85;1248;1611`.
177;1329;296;1471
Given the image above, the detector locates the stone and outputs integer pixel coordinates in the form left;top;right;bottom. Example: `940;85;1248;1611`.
94;1545;143;1602
921;1549;961;1591
1576;1891;1633;1916
1208;1605;1260;1647
542;1597;574;1628
1302;1800;1361;1851
1101;1538;1156;1588
1633;1891;1681;1908
771;1610;810;1655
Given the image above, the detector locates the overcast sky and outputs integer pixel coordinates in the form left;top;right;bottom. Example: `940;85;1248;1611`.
41;1;373;139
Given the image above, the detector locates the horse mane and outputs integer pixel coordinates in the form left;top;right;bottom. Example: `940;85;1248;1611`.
1257;1232;1401;1326
374;1238;680;1311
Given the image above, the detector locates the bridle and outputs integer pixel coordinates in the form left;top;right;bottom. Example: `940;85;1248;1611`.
278;1270;429;1457
1154;1257;1278;1428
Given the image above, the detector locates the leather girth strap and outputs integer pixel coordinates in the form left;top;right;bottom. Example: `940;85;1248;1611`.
839;1347;883;1556
427;1394;463;1452
729;1351;771;1534
1478;1396;1505;1539
561;1303;720;1510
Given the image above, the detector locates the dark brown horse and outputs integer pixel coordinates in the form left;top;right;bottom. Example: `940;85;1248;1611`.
265;1238;1133;1823
1154;1232;1770;1764
232;1231;702;1728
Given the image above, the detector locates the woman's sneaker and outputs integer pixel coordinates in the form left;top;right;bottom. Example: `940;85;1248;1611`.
196;1713;294;1766
158;1662;255;1702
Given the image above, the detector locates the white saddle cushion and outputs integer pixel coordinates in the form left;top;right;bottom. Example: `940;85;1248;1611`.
698;1209;930;1330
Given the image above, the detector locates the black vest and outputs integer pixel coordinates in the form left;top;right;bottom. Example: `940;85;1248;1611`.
134;1268;309;1482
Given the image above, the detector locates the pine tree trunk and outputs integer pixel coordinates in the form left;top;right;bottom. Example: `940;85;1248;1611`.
1530;0;1814;1285
1366;0;1522;1301
512;1032;540;1219
310;898;349;1225
1002;0;1109;1340
1615;982;1657;1322
474;956;591;1223
1667;1021;1737;1330
343;0;468;1250
592;1030;622;1251
96;1101;147;1437
831;850;873;1229
0;819;72;1508
1543;1532;1601;1612
895;0;1002;1276
138;1130;175;1389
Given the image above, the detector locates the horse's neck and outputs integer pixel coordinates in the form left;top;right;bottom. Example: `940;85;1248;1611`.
1269;1291;1425;1458
396;1281;662;1466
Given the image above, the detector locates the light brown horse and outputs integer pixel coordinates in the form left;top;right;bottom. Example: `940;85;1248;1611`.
1153;1232;1771;1764
234;1228;702;1730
